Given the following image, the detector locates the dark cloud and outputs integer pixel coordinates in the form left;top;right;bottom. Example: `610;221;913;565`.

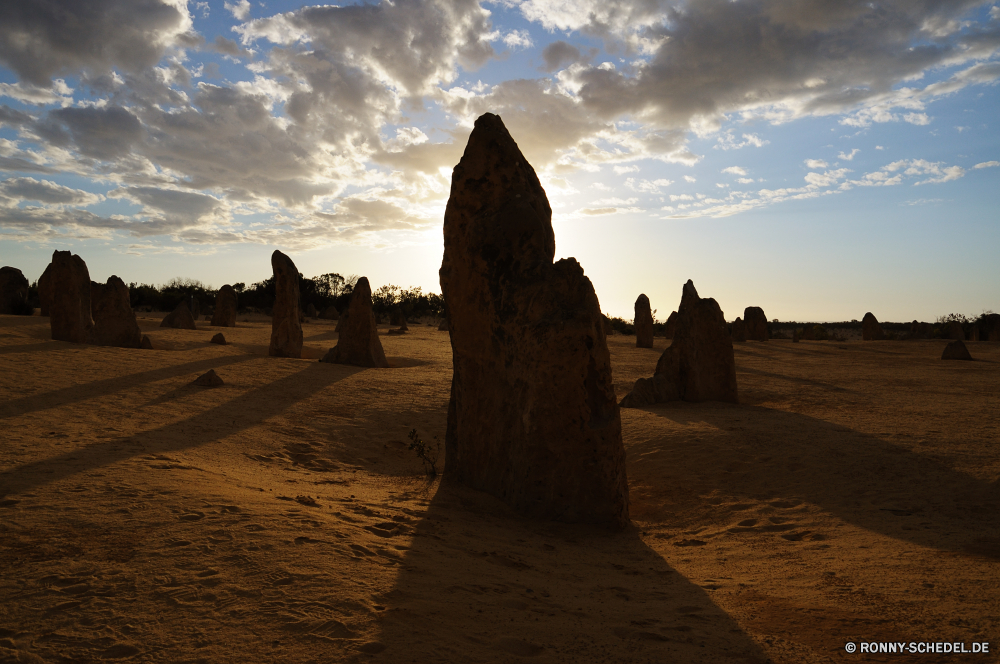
0;177;101;206
554;0;999;126
540;41;586;72
0;0;193;87
35;107;143;161
0;105;34;128
210;36;250;58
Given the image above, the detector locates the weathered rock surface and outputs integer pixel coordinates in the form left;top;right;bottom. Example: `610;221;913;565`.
211;285;238;327
49;251;95;344
38;263;52;316
439;113;628;528
306;303;318;318
320;305;339;320
91;276;141;348
160;300;196;329
942;339;972;361
269;250;303;358
211;333;226;345
731;317;747;342
193;369;224;386
634;294;653;348
744;306;768;341
621;280;738;408
438;318;448;331
140;335;153;349
321;277;388;367
862;312;884;341
663;311;678;338
0;266;30;314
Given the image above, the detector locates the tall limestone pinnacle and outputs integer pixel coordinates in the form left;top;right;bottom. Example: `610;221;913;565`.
439;113;629;529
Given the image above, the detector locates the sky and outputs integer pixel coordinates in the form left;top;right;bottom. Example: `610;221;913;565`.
0;0;998;323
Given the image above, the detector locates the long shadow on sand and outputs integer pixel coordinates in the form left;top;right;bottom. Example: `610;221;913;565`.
626;401;1000;560
366;480;770;663
0;362;361;499
0;353;259;420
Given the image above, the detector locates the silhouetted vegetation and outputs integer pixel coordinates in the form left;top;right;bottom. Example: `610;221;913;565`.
371;285;444;321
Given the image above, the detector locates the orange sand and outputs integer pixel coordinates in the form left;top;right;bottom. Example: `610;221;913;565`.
1;313;998;663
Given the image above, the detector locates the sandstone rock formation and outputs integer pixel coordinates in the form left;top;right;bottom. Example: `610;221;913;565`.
438;318;448;331
663;311;678;338
211;285;238;327
211;333;226;345
634;294;653;348
942;339;972;361
140;335;153;349
160;300;196;329
49;251;95;344
269;250;303;358
0;266;29;314
320;305;339;320
320;277;388;367
38;264;52;316
793;328;800;343
439;113;628;528
306;303;318;318
862;312;885;341
731;317;747;342
193;369;224;386
744;306;768;341
621;280;738;409
91;276;141;348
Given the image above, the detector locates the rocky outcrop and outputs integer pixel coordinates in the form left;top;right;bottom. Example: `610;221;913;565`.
193;369;224;386
268;250;303;358
140;335;154;349
320;277;388;367
160;300;196;329
0;266;30;314
663;311;678;338
634;294;653;348
211;285;238;327
49;251;95;344
862;312;884;341
744;306;768;341
38;264;52;316
210;333;226;345
320;305;339;320
438;318;448;331
731;317;747;342
306;303;318;318
942;340;972;361
439;113;628;528
91;276;141;348
621;280;738;408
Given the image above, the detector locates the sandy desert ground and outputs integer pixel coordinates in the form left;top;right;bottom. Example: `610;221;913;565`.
1;313;998;663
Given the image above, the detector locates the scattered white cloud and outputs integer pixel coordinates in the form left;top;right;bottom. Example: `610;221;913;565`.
904;112;932;125
736;177;754;184
225;0;251;20
805;159;829;169
501;30;533;50
974;161;999;169
625;178;673;193
838;149;860;161
683;175;696;183
613;165;640;175
875;145;885;150
722;166;747;176
904;198;944;206
715;132;768;151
